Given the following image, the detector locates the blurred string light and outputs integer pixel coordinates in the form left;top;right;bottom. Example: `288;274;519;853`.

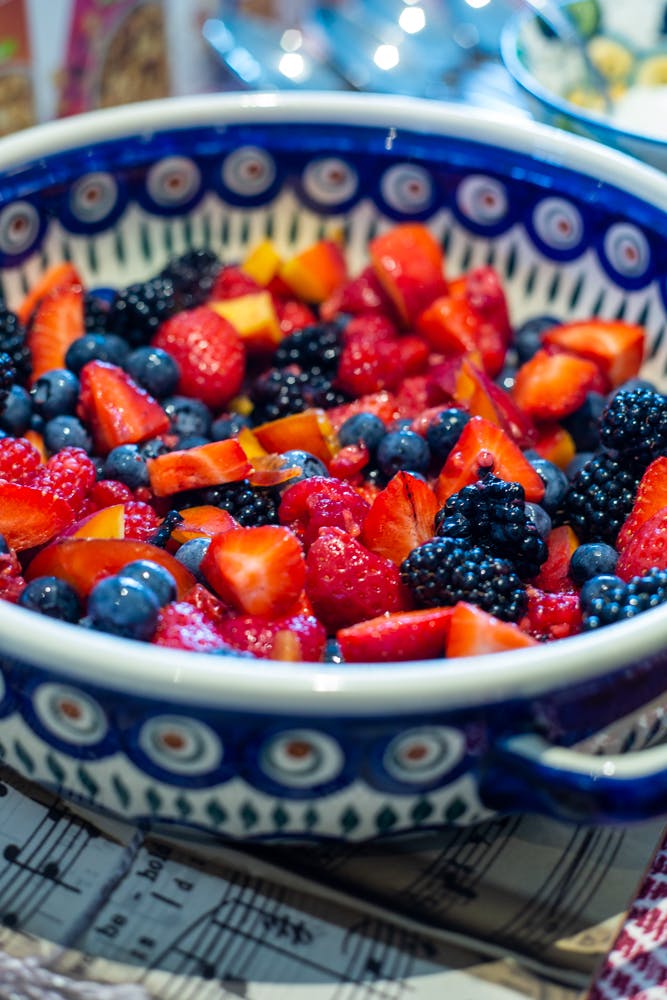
374;43;400;70
398;6;426;33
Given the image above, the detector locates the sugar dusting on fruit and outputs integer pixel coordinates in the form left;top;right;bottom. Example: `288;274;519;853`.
0;225;665;662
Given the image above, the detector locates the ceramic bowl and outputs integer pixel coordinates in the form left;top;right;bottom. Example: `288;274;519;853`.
2;92;667;843
500;0;667;172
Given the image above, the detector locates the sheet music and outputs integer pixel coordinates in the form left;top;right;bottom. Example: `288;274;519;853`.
0;761;661;1000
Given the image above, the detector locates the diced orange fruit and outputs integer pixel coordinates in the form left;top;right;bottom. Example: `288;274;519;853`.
210;290;282;353
253;409;338;465
69;504;126;539
369;223;447;325
542;319;644;388
147;439;251;497
171;506;238;543
241;239;282;286
279;239;347;304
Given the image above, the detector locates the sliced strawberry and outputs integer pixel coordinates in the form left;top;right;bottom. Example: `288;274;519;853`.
152;306;245;410
327;442;370;482
25;538;195;597
17;261;82;326
218;612;326;661
77;360;170;454
275;298;317;336
512;349;605;420
532;525;580;593
147;439;251;497
542;319;644;388
337;607;453;662
320;265;396;321
617;456;667;551
519;587;582;642
532;423;576;470
459;265;512;345
152;600;229;652
201;524;306;617
27;283;85;383
370;223;447;325
446;601;538;657
416;293;506;377
209;264;261;301
278;475;370;547
305;526;409;632
435;415;545;504
361;471;439;565
0;481;75;550
616;506;667;581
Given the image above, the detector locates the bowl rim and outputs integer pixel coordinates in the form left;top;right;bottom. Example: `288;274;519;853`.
499;8;667;150
2;90;667;716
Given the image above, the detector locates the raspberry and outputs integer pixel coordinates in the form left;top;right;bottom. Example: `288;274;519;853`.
0;436;42;484
152;306;245;409
209;264;260;301
0;549;26;603
122;500;161;541
30;447;96;512
218;612;326;660
152;600;230;652
89;479;134;508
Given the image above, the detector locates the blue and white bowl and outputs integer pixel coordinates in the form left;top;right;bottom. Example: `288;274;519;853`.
501;0;667;172
1;92;667;842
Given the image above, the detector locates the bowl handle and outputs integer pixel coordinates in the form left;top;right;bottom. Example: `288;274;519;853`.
479;733;667;823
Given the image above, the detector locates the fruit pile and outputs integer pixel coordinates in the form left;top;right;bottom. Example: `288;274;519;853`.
1;223;666;663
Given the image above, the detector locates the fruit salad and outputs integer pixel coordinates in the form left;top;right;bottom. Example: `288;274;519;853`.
0;223;666;663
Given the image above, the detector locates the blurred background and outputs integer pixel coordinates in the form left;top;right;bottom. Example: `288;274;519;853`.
0;0;530;137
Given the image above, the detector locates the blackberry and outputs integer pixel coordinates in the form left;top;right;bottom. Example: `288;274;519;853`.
249;368;347;423
436;474;548;578
104;276;176;346
561;451;640;544
0;307;30;385
274;322;343;376
599;387;667;463
581;568;667;631
0;351;16;410
400;536;527;622
199;480;279;526
160;248;220;310
83;292;111;333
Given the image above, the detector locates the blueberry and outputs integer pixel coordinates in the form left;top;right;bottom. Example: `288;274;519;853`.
87;574;160;641
514;314;561;364
0;385;32;435
426;408;470;464
562;391;606;452
580;574;624;612
524;501;552;541
526;456;568;514
19;576;81;623
377;429;431;479
338;412;386;454
278;450;328;487
126;346;180;398
176;434;211;450
43;415;93;453
121;559;177;607
570;543;619;586
163;395;212;438
65;333;129;374
139;437;170;461
211;413;251;441
102;444;149;489
30;369;80;419
174;537;211;582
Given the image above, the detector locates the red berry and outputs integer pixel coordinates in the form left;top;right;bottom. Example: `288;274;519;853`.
90;479;134;508
152;600;228;652
278;475;370;547
153;306;245;409
209;265;260;301
0;437;42;484
123;501;161;542
218;612;326;661
30;447;96;512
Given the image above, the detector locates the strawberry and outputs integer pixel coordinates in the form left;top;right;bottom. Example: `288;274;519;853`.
327;442;370;482
446;601;538;657
512;349;605;420
0;436;42;484
77;361;170;454
369;223;447;325
25;538;195;598
519;587;582;642
335;332;402;396
278;476;370;547
542;319;644;388
459;266;512;345
320;265;395;321
532;525;579;593
0;481;75;550
152;600;229;652
337;607;453;662
147;439;251;497
341;313;399;346
435;415;545;504
616;506;667;581
27;282;85;383
361;471;439;565
416;293;506;377
209;264;261;301
17;261;82;326
218;612;326;661
201;524;306;617
617;456;667;551
275;298;317;336
305;526;409;631
89;479;134;508
152;306;245;409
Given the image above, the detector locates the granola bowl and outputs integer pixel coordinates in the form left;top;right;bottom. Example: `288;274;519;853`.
1;92;667;842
